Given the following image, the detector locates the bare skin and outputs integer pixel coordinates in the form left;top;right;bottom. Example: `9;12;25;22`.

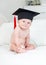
10;19;36;53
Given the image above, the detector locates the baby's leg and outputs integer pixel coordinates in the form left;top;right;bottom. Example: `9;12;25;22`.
10;43;18;52
10;43;26;53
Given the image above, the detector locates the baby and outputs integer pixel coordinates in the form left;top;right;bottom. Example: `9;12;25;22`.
10;8;40;53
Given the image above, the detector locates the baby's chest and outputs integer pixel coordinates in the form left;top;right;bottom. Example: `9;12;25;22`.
18;31;28;38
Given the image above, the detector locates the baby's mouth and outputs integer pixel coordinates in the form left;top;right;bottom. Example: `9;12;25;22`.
23;25;27;27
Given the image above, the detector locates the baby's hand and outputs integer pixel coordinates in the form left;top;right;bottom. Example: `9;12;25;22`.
16;47;26;53
16;44;27;53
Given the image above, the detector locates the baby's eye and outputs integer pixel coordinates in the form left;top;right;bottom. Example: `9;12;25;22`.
27;22;30;24
23;21;25;23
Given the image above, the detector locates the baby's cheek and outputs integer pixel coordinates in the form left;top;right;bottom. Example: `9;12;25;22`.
20;23;23;27
27;24;30;28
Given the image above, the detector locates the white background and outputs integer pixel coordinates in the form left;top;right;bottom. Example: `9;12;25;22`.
0;0;46;22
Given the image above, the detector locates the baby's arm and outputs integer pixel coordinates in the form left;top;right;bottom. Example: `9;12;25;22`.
25;34;36;50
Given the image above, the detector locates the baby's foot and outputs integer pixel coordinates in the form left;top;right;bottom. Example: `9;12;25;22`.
25;44;36;50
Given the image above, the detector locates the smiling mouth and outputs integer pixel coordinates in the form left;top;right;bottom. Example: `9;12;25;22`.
22;25;27;27
23;26;27;28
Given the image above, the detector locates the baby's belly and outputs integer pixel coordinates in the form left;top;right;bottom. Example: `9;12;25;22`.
19;38;25;44
11;33;26;45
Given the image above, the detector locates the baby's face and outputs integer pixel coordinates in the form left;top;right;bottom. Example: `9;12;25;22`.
18;19;32;30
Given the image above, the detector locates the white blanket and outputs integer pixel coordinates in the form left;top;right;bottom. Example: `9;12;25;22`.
0;45;46;65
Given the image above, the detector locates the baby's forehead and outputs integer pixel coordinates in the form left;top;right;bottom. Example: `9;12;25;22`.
18;19;32;22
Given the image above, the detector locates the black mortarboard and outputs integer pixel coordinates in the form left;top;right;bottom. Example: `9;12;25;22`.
12;8;40;20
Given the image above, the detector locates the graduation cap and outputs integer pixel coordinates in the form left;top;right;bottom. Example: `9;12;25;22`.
12;8;40;21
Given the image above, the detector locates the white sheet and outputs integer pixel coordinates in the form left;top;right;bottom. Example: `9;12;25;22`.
0;45;46;65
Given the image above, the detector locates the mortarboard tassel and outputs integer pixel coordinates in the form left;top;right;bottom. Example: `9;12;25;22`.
14;16;16;29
